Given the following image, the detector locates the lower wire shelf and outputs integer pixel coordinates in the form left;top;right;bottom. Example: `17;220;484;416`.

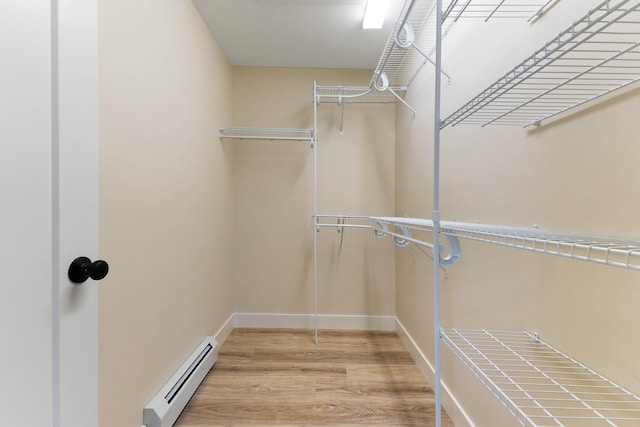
441;329;640;427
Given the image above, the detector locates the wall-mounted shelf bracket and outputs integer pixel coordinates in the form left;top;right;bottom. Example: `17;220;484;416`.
373;216;462;267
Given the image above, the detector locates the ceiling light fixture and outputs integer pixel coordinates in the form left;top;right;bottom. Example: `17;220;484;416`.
362;0;391;29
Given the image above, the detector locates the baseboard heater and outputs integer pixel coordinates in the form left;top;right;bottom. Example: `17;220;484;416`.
143;336;218;427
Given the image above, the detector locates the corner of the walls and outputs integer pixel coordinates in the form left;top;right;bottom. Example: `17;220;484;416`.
213;313;236;345
394;317;476;427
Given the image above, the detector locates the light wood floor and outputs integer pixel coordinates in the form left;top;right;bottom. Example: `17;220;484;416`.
175;328;455;426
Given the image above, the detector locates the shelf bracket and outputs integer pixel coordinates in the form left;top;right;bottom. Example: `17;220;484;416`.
339;96;345;135
393;226;412;247
374;73;418;117
337;217;345;251
395;21;452;84
439;234;461;266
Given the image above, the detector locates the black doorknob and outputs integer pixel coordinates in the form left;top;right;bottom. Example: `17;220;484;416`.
68;256;109;284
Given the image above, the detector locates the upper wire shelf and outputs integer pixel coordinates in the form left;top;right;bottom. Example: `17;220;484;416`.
370;0;439;91
313;85;401;134
442;0;555;22
219;126;316;146
442;0;640;128
441;329;640;427
371;0;552;92
314;1;552;124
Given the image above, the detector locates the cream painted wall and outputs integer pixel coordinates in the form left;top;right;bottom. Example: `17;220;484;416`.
231;68;396;319
395;0;640;426
98;1;234;426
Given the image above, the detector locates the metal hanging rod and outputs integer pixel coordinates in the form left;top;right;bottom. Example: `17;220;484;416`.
441;0;640;128
219;126;316;147
441;329;640;427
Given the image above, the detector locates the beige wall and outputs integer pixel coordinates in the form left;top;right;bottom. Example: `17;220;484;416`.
231;67;396;318
396;0;640;425
98;1;234;426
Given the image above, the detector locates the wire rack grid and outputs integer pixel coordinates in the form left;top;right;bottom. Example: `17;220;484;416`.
370;0;439;90
371;0;552;91
442;0;640;128
441;329;640;426
442;0;555;22
314;85;402;104
439;221;640;271
345;216;640;271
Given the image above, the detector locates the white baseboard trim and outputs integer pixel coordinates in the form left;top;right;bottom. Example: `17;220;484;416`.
233;313;396;331
395;318;476;427
213;313;235;345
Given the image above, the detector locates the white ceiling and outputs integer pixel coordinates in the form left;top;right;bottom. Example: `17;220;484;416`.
192;0;405;69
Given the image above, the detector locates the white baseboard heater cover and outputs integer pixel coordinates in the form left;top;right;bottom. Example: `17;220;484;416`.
143;336;218;427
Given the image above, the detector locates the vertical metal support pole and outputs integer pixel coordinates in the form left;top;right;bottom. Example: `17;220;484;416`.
433;2;443;427
313;82;319;345
51;1;61;424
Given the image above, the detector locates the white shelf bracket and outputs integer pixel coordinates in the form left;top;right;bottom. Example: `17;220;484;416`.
439;234;462;266
386;84;417;117
395;21;452;84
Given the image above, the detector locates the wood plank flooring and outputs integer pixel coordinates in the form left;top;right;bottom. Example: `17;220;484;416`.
175;328;455;426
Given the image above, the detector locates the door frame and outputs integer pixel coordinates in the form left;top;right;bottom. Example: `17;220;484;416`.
53;0;99;425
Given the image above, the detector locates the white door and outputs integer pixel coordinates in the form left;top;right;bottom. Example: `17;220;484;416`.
0;1;99;426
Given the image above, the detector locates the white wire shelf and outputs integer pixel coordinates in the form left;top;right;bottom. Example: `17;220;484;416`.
438;221;640;271
218;126;315;144
441;329;640;427
371;0;439;90
313;85;402;133
370;217;640;271
319;216;640;271
372;0;552;91
442;0;554;22
442;0;640;128
314;85;402;105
